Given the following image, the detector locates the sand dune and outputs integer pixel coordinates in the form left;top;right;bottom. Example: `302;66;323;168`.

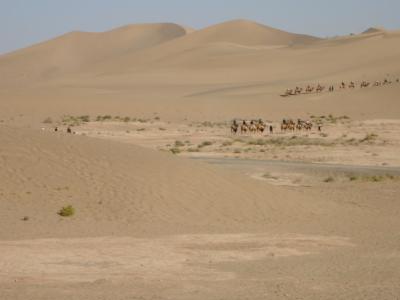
161;19;320;47
362;27;386;34
0;23;189;85
0;125;320;240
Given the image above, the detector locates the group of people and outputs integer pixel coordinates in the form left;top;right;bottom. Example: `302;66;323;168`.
283;77;399;97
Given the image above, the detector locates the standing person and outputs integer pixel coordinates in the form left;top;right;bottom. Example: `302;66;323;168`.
269;125;273;134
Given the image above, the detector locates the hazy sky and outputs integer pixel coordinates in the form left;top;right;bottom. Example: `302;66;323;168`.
1;0;400;54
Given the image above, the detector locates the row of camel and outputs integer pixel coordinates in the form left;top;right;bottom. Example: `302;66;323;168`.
282;77;400;97
230;119;315;135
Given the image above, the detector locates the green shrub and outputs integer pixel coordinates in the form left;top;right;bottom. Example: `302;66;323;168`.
175;140;185;147
170;148;181;154
58;205;75;217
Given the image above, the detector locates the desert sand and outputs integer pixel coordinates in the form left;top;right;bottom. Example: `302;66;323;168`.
1;20;400;299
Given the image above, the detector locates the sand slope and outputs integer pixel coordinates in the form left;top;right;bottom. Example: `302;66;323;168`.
0;23;189;85
0;125;320;240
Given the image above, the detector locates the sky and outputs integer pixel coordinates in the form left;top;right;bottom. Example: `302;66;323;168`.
1;0;400;54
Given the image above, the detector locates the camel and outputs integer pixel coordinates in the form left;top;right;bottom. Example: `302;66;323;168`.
316;84;325;93
231;120;239;134
285;89;294;96
240;121;249;135
374;81;381;87
281;119;288;132
340;82;346;89
305;85;314;93
256;120;266;134
249;121;257;134
349;81;355;88
304;121;313;131
361;81;370;88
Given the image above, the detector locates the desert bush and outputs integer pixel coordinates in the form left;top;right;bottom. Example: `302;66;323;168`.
222;141;233;147
170;148;181;154
79;115;90;123
248;139;268;146
323;176;335;183
348;175;359;181
58;205;75;217
199;141;214;148
96;115;112;122
43;117;53;124
360;133;378;143
174;140;185;147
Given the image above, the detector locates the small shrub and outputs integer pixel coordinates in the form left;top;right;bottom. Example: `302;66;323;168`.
123;117;131;122
58;205;75;217
248;139;267;146
348;175;358;181
79;115;90;123
175;140;185;147
199;141;213;148
360;133;378;143
170;148;181;154
43;117;53;124
222;141;233;147
324;176;335;183
159;127;167;131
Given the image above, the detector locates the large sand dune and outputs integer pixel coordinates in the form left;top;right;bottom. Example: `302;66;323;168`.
0;23;190;85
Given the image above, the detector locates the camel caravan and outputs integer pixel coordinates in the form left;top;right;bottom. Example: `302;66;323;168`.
281;77;400;97
231;119;267;135
230;118;314;135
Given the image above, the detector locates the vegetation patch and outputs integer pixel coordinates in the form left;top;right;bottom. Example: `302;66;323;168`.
199;141;214;148
58;205;75;217
323;176;335;183
170;148;181;155
347;173;399;182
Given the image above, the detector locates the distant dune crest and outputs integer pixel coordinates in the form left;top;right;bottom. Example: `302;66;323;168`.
362;27;386;34
0;19;399;86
